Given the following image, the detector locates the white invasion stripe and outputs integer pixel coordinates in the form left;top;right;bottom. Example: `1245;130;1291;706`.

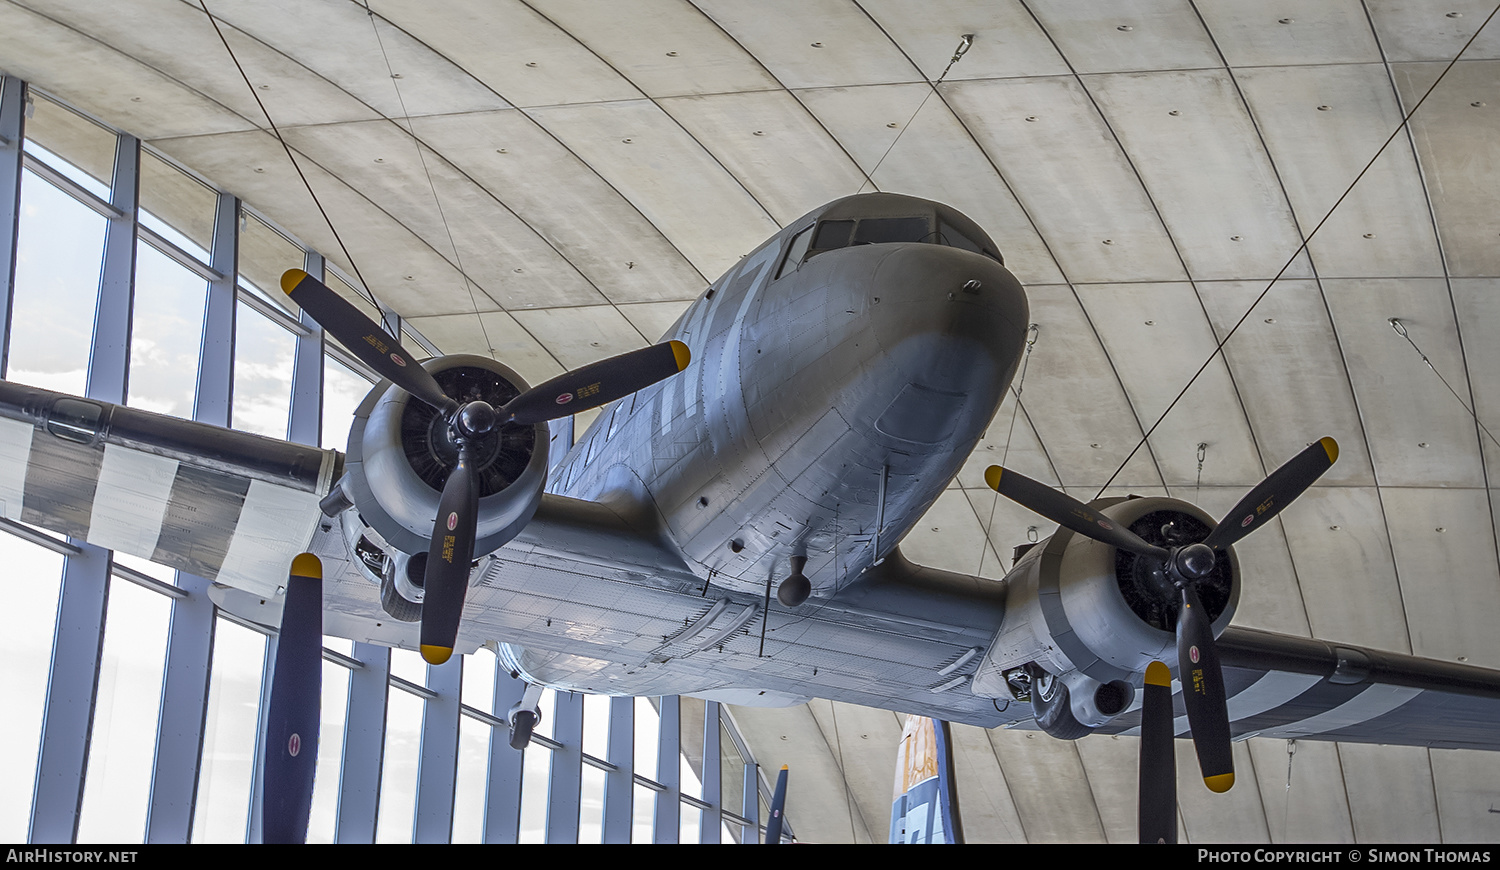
1119;671;1323;737
0;415;33;520
86;444;178;557
717;246;778;394
216;479;321;596
1227;671;1324;721
1257;684;1423;739
682;278;719;422
659;373;677;436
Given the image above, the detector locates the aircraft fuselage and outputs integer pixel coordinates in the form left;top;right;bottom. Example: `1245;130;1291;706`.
555;193;1029;600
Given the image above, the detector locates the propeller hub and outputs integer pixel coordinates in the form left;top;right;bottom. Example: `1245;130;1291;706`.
1173;542;1217;580
456;400;498;440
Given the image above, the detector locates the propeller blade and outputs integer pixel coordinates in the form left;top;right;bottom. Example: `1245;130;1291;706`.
263;553;322;844
1203;437;1338;551
420;444;479;665
1138;661;1178;844
281;269;457;416
1176;584;1234;793
984;466;1169;561
502;340;691;426
765;765;789;845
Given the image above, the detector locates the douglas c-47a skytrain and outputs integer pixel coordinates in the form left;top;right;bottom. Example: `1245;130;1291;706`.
5;193;1500;842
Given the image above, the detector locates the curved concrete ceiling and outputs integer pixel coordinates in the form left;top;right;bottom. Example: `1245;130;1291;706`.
3;0;1499;843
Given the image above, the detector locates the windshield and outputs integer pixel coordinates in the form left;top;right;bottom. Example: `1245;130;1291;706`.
785;214;1001;276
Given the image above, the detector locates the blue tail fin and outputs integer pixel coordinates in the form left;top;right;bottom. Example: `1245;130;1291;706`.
889;715;963;844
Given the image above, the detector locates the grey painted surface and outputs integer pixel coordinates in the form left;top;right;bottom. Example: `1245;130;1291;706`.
4;0;1500;844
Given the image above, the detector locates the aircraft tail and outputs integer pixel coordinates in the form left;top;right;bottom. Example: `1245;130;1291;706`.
889;715;964;844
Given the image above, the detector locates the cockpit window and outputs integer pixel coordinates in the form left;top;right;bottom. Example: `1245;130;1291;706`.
776;224;814;279
853;217;931;245
777;211;1003;278
938;219;1000;262
812;220;854;250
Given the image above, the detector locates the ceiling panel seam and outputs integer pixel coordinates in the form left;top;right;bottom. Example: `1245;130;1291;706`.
7;1;254;133
803;699;864;842
358;1;713;296
0;7;458;355
1425;746;1445;843
1006;0;1175;493
1035;21;1270;498
200;93;580;370
335;6;689;347
1363;0;1500;590
55;1;591;368
188;3;537;318
1067;739;1110;842
983;728;1034;844
1329;741;1359;845
515;0;782;231
686;0;882;198
1239;736;1274;843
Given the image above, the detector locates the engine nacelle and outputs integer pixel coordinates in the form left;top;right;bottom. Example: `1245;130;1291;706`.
338;354;549;564
971;496;1240;709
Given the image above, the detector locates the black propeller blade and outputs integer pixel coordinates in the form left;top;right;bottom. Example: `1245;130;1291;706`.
1138;661;1177;844
262;553;322;844
420;443;480;665
281;269;456;416
1176;584;1234;793
283;268;694;666
765;765;789;845
501;340;691;426
1203;437;1339;551
986;437;1339;796
982;466;1168;561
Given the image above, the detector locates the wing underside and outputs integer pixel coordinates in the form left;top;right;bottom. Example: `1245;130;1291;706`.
1097;626;1500;751
0;380;338;595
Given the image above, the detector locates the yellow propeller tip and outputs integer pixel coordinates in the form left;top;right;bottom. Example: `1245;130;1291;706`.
1204;772;1235;793
281;268;308;296
421;645;453;665
780;764;789;771
1319;436;1339;464
984;466;1003;491
669;339;691;371
1144;661;1171;687
289;552;322;580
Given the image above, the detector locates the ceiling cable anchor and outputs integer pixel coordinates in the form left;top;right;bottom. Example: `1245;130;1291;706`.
951;34;974;64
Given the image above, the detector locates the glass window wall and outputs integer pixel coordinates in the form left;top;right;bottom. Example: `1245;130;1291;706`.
0;537;65;842
8;167;106;393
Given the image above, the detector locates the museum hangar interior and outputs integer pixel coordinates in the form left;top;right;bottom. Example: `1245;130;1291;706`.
0;0;1498;844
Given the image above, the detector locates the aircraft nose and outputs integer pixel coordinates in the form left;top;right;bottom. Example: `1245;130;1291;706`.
866;244;1029;393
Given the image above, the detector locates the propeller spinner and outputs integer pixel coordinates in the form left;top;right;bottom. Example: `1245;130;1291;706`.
985;437;1338;801
282;269;690;664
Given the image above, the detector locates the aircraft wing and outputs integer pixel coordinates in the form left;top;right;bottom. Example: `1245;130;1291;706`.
10;375;1500;748
0;379;338;595
0;378;1014;726
1093;625;1500;751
